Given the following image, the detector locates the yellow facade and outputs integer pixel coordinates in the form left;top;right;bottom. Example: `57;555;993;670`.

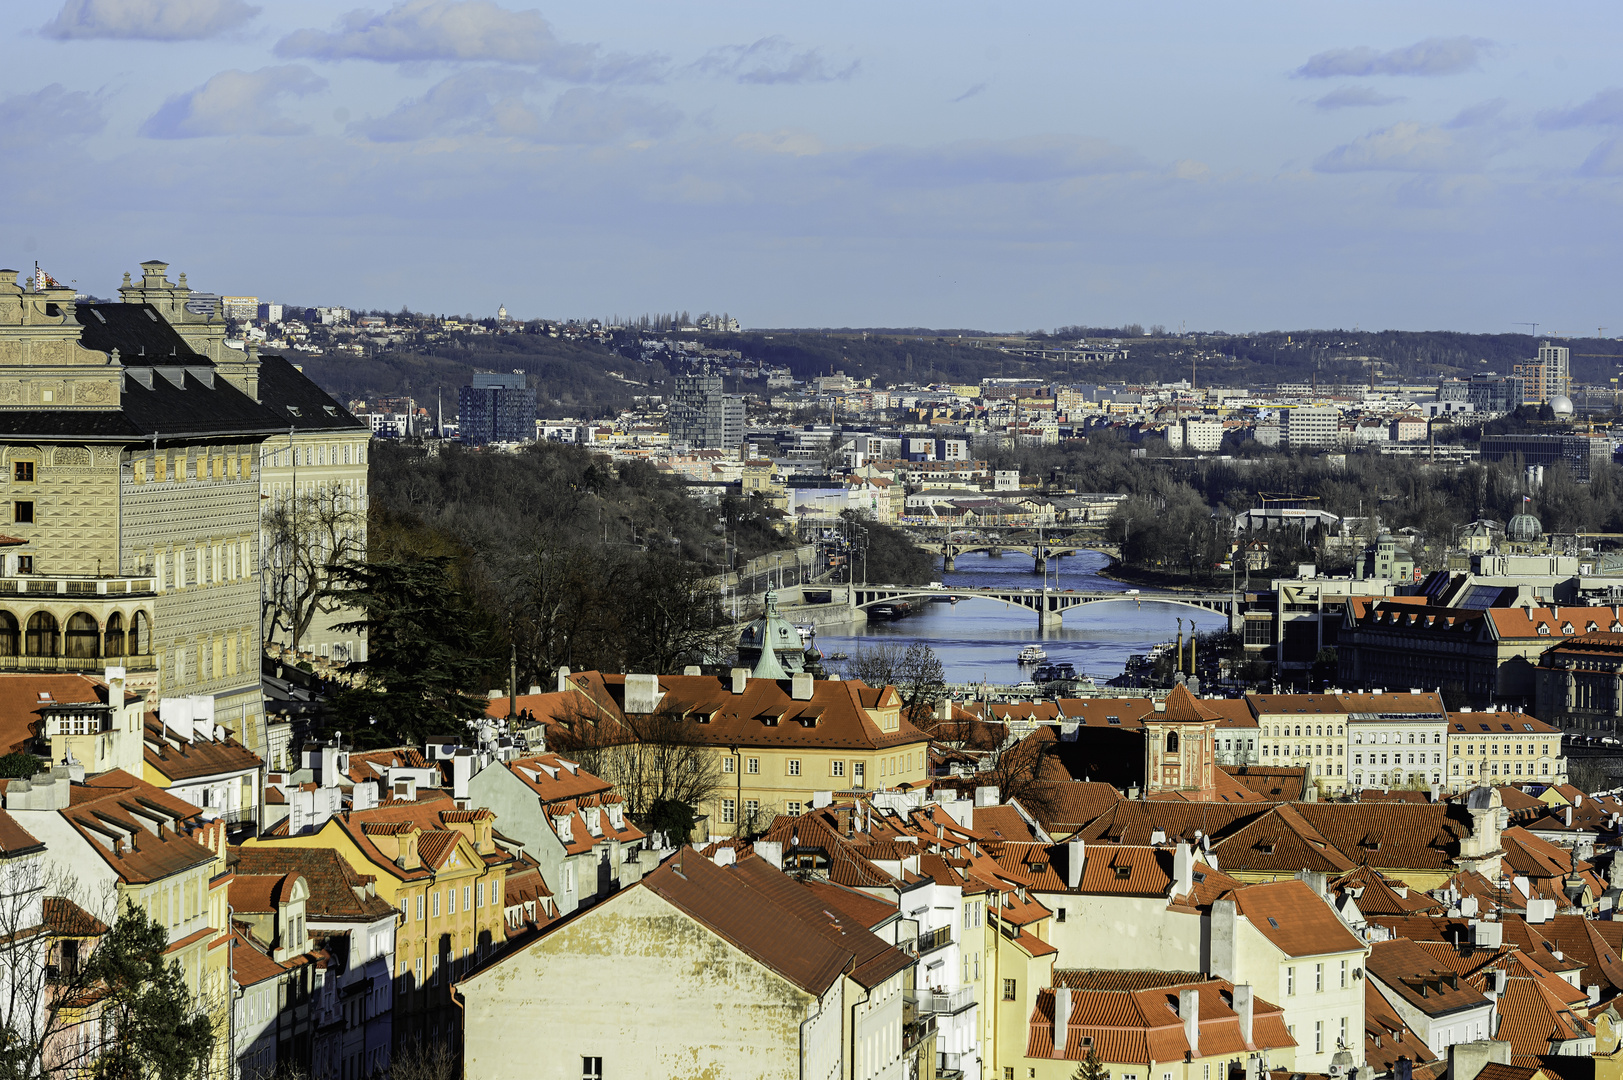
713;739;931;833
1447;729;1564;787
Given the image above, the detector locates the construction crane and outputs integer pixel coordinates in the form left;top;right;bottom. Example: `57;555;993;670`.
1514;322;1539;338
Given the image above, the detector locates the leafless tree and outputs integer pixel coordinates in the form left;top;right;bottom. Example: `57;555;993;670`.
564;706;724;822
0;865;110;1080
841;642;945;726
263;480;367;651
390;1038;458;1080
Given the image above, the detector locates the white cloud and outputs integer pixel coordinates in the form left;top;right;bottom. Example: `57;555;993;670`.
141;66;328;138
276;0;662;81
352;71;679;144
692;37;858;85
1537;88;1623;130
0;84;105;149
1314;121;1484;173
1296;37;1489;78
1314;86;1405;110
41;0;259;41
1580;138;1623;176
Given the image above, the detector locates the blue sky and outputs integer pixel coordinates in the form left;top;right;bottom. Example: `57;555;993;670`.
1;0;1619;332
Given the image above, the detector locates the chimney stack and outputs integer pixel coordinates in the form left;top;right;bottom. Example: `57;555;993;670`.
791;672;814;701
731;668;749;695
1067;837;1086;890
1051;987;1071;1059
1180;988;1201;1058
1174;842;1195;898
1234;983;1254;1046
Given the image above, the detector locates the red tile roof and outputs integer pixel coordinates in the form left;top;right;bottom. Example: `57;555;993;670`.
1231;879;1366;958
0;673;128;756
1027;975;1295;1063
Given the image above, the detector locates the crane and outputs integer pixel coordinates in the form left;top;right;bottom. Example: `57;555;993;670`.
1514;322;1539;338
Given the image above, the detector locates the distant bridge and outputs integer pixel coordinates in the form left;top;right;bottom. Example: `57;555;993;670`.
897;525;1119;572
851;584;1241;631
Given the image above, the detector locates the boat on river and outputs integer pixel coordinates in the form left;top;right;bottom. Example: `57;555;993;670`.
1017;644;1047;664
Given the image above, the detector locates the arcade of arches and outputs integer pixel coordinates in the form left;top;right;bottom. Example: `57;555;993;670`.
0;609;150;659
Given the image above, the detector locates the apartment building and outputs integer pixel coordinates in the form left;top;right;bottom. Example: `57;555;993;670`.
1447;712;1565;787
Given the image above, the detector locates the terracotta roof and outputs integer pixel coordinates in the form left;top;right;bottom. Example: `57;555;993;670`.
798;878;901;932
1493;970;1595;1065
1211;803;1359;875
1293;802;1474;873
1231;879;1366;958
1330;865;1445;916
43;896;107;937
640;850;906;995
974;805;1044;842
1054;969;1207;990
1366;937;1493;1017
1074;800;1267;846
0;673;126;756
1221;766;1310;802
1018;781;1122;833
1364;980;1441;1078
231;873;302;914
51;770;218;884
230;928;290;987
1027;976;1295;1064
0;807;44;856
1487;606;1623;641
505;754;613;804
142;715;262;782
231;846;398;922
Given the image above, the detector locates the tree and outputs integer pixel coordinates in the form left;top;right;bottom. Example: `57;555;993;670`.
1072;1047;1108;1080
323;556;494;744
559;702;723;829
85;900;215;1080
841;643;946;726
0;752;39;778
262;481;367;652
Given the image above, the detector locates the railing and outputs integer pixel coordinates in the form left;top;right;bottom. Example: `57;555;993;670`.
906;987;977;1015
903;1014;937;1054
0;654;156;673
0;577;154;597
917;925;953;954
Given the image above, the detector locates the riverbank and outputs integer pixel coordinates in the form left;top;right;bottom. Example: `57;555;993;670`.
1094;562;1244;593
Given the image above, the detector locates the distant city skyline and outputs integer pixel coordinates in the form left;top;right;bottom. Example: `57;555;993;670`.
0;0;1619;333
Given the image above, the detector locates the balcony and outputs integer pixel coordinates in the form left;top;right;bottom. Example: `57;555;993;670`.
0;654;155;673
0;577;154;598
917;925;953;955
905;987;977;1016
903;1013;936;1054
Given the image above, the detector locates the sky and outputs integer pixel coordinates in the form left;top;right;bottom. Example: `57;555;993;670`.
1;0;1620;333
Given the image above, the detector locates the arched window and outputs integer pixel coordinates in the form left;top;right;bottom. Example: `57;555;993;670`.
1166;731;1180;753
64;613;98;659
25;612;58;657
104;612;125;658
128;611;149;655
1408;733;1416;744
1316;725;1323;736
1294;725;1302;737
0;612;16;657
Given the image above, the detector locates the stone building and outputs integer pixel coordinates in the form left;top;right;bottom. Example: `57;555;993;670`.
1534;632;1623;733
0;262;361;753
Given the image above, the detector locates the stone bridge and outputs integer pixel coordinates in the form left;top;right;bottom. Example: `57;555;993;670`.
851;584;1241;631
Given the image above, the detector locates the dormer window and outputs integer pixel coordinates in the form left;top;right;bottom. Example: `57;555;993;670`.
287;406;301;417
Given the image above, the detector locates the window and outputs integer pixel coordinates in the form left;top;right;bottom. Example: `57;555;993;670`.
12;501;32;524
447;888;456;914
15;556;30;574
831;760;845;777
463;885;471;910
581;1057;603;1080
1341;1016;1348;1048
414;957;423;984
721;799;736;824
1002;978;1016;1001
1315;1020;1324;1054
476;883;485;908
787;759;801;776
786;801;802;815
1287;967;1295;995
432;892;440;917
1340;959;1348;988
416;894;424;921
1056;907;1066;922
12;462;32;483
746;757;759;774
722;756;734;773
853;762;865;786
744;799;759;819
1316;963;1323;991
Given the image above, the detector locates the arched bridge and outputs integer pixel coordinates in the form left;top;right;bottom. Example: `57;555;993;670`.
851;584;1241;630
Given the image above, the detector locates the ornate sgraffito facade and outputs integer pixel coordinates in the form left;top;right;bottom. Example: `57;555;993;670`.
0;261;364;755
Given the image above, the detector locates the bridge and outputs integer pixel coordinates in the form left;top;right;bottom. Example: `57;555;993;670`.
850;584;1241;631
896;525;1119;572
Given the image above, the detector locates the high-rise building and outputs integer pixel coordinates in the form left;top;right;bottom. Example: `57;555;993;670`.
221;295;258;320
458;372;533;445
1515;342;1570;404
257;302;283;323
1281;406;1338;449
670;373;744;450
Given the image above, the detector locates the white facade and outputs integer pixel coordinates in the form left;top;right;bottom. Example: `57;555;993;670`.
1283;407;1339;449
1347;714;1448;791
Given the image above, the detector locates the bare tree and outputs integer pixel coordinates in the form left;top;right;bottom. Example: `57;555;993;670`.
558;702;723;831
390;1038;458;1080
841;642;945;726
262;480;367;651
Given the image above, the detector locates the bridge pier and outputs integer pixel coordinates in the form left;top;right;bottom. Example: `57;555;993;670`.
943;551;956;573
1032;551;1046;574
1039;608;1063;631
989;546;1002;557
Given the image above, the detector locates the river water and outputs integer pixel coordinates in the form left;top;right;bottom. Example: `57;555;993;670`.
814;551;1230;687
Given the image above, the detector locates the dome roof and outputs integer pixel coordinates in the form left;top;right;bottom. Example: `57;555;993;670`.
1507;512;1543;542
1550;395;1574;415
736;591;805;674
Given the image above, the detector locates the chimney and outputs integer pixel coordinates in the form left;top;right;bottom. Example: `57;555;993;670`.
1447;1041;1511;1080
1067;837;1086;889
1174;842;1195;898
791;672;814;701
731;667;749;695
451;752;472;803
1210;899;1238;980
712;845;736;867
1295;870;1328;899
528;684;542;696
556;666;571;693
755;840;783;869
1051;987;1071;1059
1180;988;1201;1058
624;673;663;715
1234;983;1254;1046
1473;921;1503;951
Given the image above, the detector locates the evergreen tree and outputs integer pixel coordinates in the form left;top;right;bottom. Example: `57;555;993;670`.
324;555;494;744
87;900;215;1080
1073;1048;1108;1080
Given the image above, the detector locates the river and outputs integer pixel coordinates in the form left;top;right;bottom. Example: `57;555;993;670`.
814;550;1231;686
